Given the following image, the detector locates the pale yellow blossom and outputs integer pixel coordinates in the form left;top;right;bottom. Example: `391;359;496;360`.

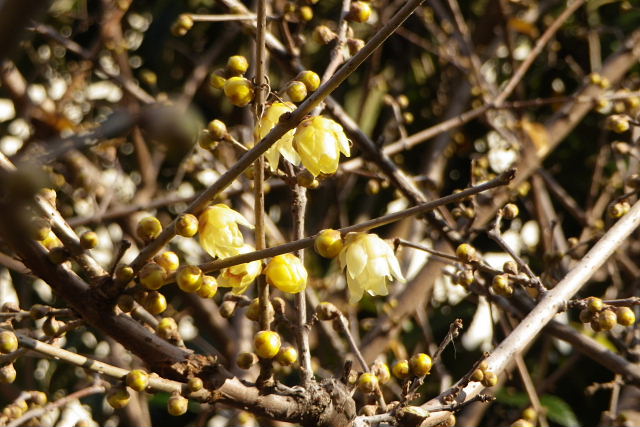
338;232;404;303
198;204;253;259
256;102;300;171
264;253;307;294
217;244;263;294
293;116;350;177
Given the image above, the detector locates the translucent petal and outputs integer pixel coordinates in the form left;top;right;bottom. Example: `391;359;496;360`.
346;242;368;277
347;273;365;304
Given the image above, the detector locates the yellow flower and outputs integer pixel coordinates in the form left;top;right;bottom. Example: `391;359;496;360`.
217;244;263;294
264;253;307;294
198;204;253;259
338;232;404;303
293;116;351;177
256;102;300;172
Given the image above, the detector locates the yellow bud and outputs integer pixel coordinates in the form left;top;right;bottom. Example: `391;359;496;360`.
392;360;410;379
209;69;227;89
107;387;130;409
298;5;313;21
207;119;228;140
176;265;203;293
357;373;378;393
347;1;372;23
224;77;254;107
157;317;178;339
137;216;162;242
275;344;298;366
0;363;16;383
409;353;432;376
286;81;308;103
254;330;281;359
226;55;249;75
0;331;18;354
79;231;98;249
139;262;167;290
264;253;308;294
296;70;321;92
237;352;258;369
155;251;180;274
167;394;188;416
314;229;343;258
197;275;218;298
188;377;203;392
175;213;199;237
616;306;635;326
126;369;149;392
143;291;167;315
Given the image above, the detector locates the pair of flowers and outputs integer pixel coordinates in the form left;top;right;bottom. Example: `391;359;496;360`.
198;204;404;302
257;103;351;177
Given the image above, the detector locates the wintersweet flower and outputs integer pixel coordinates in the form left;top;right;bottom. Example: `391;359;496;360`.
198;204;253;259
217;244;263;294
293;116;351;177
264;253;308;294
256;102;300;172
338;232;405;303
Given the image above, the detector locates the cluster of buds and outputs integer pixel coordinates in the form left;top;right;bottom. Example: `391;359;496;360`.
578;297;635;331
283;0;318;23
469;361;498;387
210;55;254;107
391;353;433;380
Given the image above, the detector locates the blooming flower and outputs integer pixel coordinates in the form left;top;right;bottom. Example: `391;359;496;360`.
256;102;300;172
338;232;404;303
264;253;307;294
217;244;263;294
198;204;253;259
293;116;350;177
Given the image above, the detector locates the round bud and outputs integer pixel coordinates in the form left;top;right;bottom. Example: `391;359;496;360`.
470;369;484;382
478;361;489;371
579;308;594;324
176;265;203;293
372;361;391;384
79;231;98;249
357;373;379;394
157;317;178;339
188;377;203;392
155;251;180;274
316;301;340;321
286;81;308;103
126;369;149;392
403;112;414;124
175;214;199;238
117;295;135;313
598;309;617;330
30;391;47;406
0;331;18;354
314;229;343;259
607;115;630;133
253;330;281;359
209;69;227;89
616;306;635;326
172;14;193;37
139;263;167;291
590;318;602;332
409;353;432;377
226;55;249;76
587;297;604;312
481;371;498;387
609;202;627;218
492;274;513;297
136;216;162;242
224;77;254;107
31;218;51;241
391;359;410;379
167;394;188;416
298;5;313;21
0;363;16;383
397;94;410;108
107;387;130;409
456;243;477;263
143;291;167;315
207;120;227;140
522;407;536;422
275;345;298;366
295;70;321;92
43;316;61;337
347;1;372;23
197;275;218;299
236;352;258;369
115;265;134;283
502;203;519;219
